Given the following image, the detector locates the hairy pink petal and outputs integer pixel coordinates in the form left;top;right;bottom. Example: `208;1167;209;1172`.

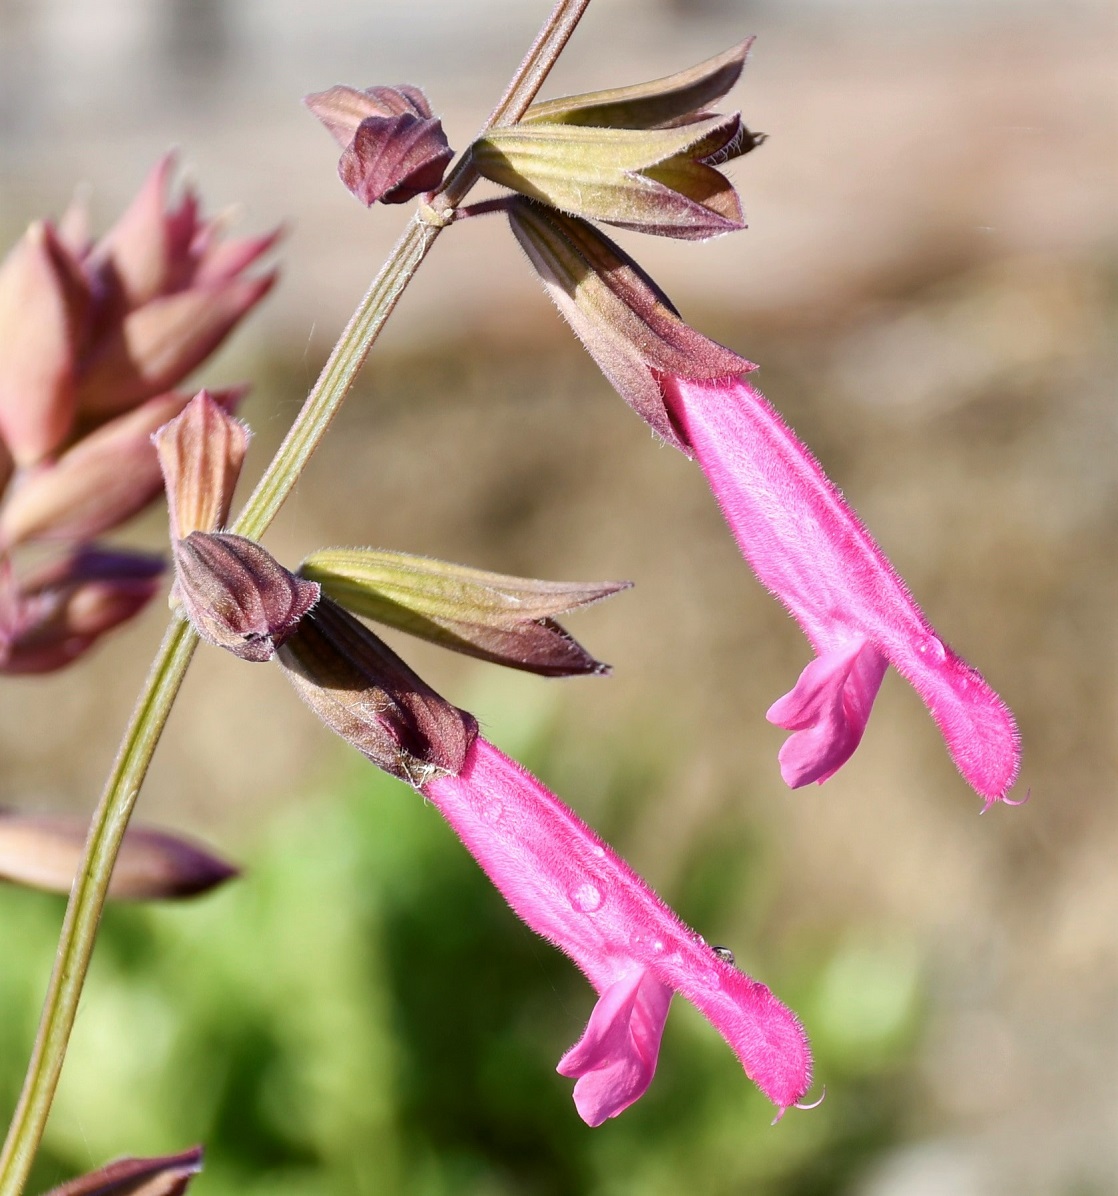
662;373;1020;804
423;737;811;1119
557;968;673;1126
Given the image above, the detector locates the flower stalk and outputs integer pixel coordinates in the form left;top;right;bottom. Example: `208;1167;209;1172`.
0;2;594;1190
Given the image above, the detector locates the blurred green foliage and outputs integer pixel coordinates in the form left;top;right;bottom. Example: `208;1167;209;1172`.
1;697;924;1196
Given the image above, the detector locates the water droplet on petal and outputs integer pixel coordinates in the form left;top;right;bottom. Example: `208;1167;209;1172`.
591;845;605;858
652;939;665;954
570;882;602;913
478;797;503;823
711;945;736;966
918;635;946;663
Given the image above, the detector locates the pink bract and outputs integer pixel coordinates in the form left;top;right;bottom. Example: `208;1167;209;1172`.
660;373;1020;806
422;737;812;1124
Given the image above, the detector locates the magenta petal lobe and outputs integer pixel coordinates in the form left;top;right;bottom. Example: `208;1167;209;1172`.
557;969;673;1126
767;640;887;787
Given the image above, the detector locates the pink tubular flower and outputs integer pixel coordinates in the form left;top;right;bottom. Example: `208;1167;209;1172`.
422;737;811;1125
660;373;1020;806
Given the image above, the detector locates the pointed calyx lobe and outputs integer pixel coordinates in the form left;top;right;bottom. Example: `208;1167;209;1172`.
507;199;751;453
659;374;1021;805
474;41;763;240
305;84;454;206
299;547;629;677
524;39;753;129
423;738;811;1123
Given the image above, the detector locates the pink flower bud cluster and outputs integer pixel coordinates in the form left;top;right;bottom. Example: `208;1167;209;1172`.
0;156;276;673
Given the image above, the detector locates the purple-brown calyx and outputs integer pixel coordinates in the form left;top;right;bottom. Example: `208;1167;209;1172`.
305;84;454;206
506;197;1019;804
172;531;320;662
423;738;812;1124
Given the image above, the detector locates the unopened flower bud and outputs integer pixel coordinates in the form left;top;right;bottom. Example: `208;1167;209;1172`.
300;547;629;676
0;809;237;900
153;389;250;540
277;595;477;785
305;84;454;205
172;532;319;662
43;1147;203;1196
0;548;163;674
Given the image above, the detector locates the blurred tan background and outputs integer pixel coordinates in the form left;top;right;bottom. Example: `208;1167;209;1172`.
1;1;1116;1192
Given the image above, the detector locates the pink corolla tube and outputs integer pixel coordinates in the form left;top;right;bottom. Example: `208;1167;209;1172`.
660;373;1020;806
422;737;812;1126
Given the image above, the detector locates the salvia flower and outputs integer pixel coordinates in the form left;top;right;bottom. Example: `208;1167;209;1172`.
305;84;454;206
150;398;806;1121
660;373;1021;805
422;737;812;1123
506;201;1019;802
